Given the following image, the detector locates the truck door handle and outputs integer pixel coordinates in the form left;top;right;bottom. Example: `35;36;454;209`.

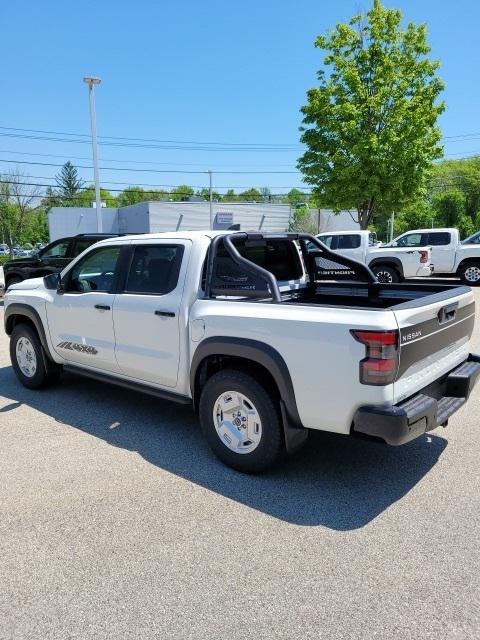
155;310;176;317
94;304;111;311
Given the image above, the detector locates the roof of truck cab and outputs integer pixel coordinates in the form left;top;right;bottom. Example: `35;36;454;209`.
396;228;457;234
95;230;230;244
317;230;366;235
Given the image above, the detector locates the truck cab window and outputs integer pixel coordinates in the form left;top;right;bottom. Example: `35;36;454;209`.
67;246;121;293
40;240;70;259
125;245;184;295
337;234;361;249
427;232;451;246
397;233;423;247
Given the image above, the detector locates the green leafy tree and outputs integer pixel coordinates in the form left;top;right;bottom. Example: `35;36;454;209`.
433;190;466;227
387;201;437;239
117;186;148;207
298;0;444;229
430;157;480;218
457;214;475;239
170;185;194;201
286;188;308;208
238;188;263;202
223;189;238;202
197;188;222;202
75;185;116;208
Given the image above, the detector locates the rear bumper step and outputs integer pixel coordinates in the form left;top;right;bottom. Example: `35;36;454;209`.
353;354;480;446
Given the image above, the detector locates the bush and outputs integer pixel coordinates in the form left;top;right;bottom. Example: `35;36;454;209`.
0;256;11;265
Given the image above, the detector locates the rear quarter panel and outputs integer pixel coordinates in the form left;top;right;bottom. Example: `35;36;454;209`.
190;300;398;434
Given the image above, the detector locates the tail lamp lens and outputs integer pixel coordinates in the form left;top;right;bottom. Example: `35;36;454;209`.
419;250;429;264
351;330;399;385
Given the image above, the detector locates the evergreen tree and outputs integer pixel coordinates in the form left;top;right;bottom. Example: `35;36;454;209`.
54;162;84;205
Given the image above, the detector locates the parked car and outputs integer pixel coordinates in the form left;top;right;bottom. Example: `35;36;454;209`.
2;234;119;290
462;231;480;245
315;230;432;283
384;228;480;284
3;230;479;473
0;244;10;256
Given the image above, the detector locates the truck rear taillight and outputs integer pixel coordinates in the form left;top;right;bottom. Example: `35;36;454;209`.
418;250;429;264
351;330;399;386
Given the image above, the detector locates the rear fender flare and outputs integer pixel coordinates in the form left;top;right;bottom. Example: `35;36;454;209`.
190;337;308;452
368;257;404;278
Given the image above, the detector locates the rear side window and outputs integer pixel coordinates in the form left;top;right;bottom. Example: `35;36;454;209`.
125;245;184;295
214;239;303;286
427;232;451;246
336;234;361;249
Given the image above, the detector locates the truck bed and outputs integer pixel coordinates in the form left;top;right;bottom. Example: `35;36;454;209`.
280;282;471;310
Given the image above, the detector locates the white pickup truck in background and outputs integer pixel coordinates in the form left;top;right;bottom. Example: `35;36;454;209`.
384;227;480;284
316;230;432;283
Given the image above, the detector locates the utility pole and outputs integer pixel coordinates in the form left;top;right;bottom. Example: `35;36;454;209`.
208;170;213;230
83;76;102;232
389;211;395;243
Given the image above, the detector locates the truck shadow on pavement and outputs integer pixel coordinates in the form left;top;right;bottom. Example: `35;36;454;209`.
0;366;448;530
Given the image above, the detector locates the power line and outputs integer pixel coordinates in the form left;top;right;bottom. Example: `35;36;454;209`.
0;180;311;194
0;130;302;152
0;148;298;169
0;157;300;175
0;125;303;148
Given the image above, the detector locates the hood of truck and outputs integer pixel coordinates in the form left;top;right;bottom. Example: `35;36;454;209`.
7;277;44;292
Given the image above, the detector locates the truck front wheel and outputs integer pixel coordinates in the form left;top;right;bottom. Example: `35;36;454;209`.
458;262;480;286
10;324;61;390
199;369;283;473
372;265;400;283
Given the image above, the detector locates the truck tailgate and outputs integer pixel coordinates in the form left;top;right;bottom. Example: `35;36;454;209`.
393;287;476;403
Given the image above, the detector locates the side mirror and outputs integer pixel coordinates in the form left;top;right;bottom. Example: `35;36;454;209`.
43;273;61;290
391;241;398;247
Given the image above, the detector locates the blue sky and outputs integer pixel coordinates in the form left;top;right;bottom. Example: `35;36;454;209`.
2;0;480;195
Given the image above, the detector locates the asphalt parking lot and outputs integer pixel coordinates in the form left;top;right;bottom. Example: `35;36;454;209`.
1;288;479;640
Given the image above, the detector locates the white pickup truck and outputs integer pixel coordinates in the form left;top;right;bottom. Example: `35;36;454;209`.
3;231;479;473
385;228;480;284
316;230;432;283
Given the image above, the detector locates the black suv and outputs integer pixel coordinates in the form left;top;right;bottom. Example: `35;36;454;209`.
3;234;119;289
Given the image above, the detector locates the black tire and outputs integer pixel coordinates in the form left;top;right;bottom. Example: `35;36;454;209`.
10;323;61;390
372;265;400;284
6;275;23;288
458;262;480;286
199;369;283;474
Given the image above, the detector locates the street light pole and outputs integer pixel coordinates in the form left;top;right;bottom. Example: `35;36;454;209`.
83;76;102;232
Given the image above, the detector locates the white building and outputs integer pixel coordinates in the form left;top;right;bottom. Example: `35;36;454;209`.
48;201;293;241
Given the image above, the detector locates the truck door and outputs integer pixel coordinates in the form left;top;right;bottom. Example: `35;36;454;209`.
426;231;455;272
112;241;189;388
46;245;122;372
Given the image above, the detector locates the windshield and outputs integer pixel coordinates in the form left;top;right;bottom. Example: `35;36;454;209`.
462;231;480;244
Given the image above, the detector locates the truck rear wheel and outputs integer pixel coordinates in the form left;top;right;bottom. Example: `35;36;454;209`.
199;369;283;473
10;324;61;390
458;262;480;286
372;265;400;283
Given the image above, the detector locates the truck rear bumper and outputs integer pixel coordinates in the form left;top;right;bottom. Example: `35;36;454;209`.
353;354;480;446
